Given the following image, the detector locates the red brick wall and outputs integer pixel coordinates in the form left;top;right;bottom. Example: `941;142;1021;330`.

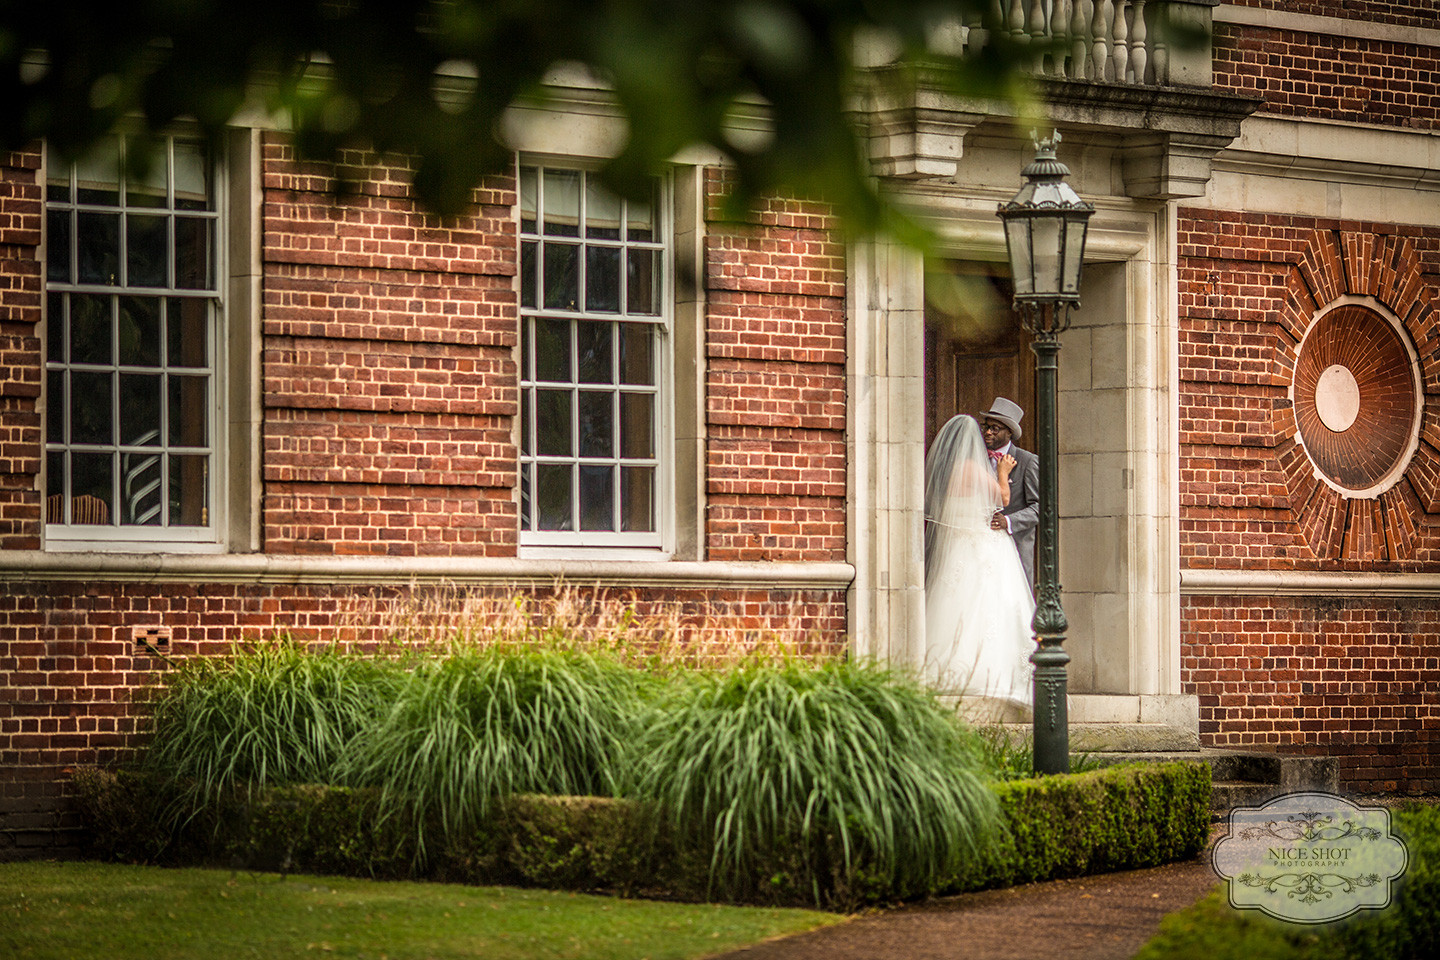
1226;0;1440;27
1214;22;1440;129
704;179;848;562
1;140;856;855
261;138;521;557
0;580;846;855
1184;594;1440;792
1180;206;1440;788
0;150;42;551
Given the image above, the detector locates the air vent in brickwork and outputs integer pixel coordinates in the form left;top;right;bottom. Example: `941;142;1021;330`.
132;626;172;657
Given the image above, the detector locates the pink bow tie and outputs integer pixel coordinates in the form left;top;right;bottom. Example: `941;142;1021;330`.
989;449;1003;462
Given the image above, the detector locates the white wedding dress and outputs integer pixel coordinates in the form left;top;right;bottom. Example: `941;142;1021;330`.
923;415;1035;706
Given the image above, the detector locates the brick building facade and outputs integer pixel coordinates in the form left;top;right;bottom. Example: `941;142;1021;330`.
4;1;1440;854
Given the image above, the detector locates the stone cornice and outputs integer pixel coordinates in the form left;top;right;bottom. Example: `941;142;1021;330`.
1182;567;1440;598
0;553;855;591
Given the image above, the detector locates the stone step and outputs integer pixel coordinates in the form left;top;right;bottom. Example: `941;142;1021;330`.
1086;748;1339;815
992;722;1200;753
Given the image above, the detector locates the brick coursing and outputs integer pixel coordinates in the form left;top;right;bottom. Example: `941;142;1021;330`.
261;137;521;557
0;581;846;854
1183;594;1440;793
1180;206;1440;786
0;150;41;551
1226;0;1440;29
703;169;847;562
1;139;855;853
1214;22;1440;130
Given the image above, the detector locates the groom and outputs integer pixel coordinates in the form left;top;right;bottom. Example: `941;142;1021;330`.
982;397;1040;591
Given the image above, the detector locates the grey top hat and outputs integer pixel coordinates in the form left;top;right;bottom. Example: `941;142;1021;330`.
982;397;1024;440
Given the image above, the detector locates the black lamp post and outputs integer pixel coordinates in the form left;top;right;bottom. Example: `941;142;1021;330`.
996;132;1094;776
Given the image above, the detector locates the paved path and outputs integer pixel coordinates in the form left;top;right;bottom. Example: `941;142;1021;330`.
709;858;1220;960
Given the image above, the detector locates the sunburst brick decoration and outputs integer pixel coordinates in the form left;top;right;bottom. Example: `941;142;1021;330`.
1277;231;1438;562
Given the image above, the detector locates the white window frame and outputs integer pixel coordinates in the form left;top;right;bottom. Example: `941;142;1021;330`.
42;134;226;552
517;161;673;555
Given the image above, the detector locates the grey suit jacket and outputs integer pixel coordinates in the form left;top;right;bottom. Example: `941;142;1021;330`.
1000;445;1040;590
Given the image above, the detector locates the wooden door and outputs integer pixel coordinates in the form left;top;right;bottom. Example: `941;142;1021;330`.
924;265;1035;452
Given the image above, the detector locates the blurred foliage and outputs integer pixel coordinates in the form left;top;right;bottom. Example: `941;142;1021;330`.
0;0;1040;232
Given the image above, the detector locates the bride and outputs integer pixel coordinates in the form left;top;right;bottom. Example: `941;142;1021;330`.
923;414;1036;706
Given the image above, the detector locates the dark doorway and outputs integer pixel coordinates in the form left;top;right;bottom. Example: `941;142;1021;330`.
924;261;1036;452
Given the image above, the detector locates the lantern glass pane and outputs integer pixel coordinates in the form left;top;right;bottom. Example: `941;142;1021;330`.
1061;218;1088;297
1003;218;1033;297
1030;216;1062;297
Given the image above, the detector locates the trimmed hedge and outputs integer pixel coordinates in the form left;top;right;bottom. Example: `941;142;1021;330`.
962;760;1212;891
72;759;1209;908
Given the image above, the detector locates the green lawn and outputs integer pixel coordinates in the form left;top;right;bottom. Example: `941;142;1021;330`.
0;861;844;960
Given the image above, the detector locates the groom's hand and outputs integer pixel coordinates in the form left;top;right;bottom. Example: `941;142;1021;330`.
990;511;1008;531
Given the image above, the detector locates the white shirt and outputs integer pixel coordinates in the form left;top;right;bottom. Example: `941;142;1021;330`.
990;441;1013;532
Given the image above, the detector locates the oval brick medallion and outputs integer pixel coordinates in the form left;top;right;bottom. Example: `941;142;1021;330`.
1293;303;1419;494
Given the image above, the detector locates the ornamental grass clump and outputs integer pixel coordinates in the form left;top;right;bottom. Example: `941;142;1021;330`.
630;658;1004;905
141;638;398;808
336;641;647;859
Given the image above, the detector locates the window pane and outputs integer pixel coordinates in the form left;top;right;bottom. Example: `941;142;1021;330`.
620;393;654;458
535;389;572;457
169;454;208;524
576;321;612;383
70;452;114;524
174;217;213;289
75;138;120;206
520;462;532;532
519;389;531;456
619;324;654;385
578;390;614;458
46;370;64;443
167;299;209;367
543;169;580;237
627;186;656;241
519;167;537;234
118;297;162;366
627;248;659;315
46;451;63;506
520;240;537;309
579;464;614;531
586;178;620;239
121;448;163;525
47;209;70;282
535;317;570;382
621;466;655;532
126;140;167;208
543;241;578;310
70;371;113;444
173;141;210;211
76;211;120;285
169;375;209;446
46;293;65;363
119;373;161;446
536;463;572;530
585;246;620;313
70;294;111;364
127;214;168;287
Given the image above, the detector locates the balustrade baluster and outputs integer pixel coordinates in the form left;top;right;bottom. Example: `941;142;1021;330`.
1092;0;1113;81
1053;0;1073;78
1010;0;1027;41
1112;0;1129;81
1072;0;1092;80
1029;0;1050;73
1131;0;1149;84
